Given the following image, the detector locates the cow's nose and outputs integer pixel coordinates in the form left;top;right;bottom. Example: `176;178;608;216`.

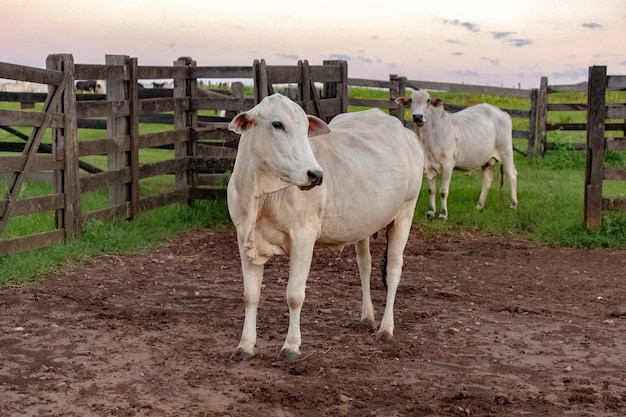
307;170;323;186
412;114;424;124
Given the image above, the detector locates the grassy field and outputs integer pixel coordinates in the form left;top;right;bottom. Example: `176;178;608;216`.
1;86;625;286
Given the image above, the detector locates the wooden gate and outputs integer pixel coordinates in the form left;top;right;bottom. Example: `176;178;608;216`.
0;54;79;255
584;66;626;229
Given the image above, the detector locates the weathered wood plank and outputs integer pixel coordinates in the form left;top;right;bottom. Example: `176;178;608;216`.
191;66;253;79
196;173;229;186
76;100;129;118
606;137;626;151
0;230;65;257
547;83;588;93
82;202;131;225
348;98;395;109
347;78;390;89
0;109;64;128
547;103;588;111
80;167;131;193
136;65;189;80
0;194;64;217
140;129;189;149
607;75;626;91
138;158;190;179
405;79;532;98
189;187;227;200
604;167;626;181
0;156;63;173
79;135;130;157
606;105;626;119
0;62;64;85
138;187;190;213
75;64;127;81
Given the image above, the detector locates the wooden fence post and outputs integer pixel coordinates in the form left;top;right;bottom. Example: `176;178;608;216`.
389;74;404;123
253;59;269;104
527;88;538;159
105;54;131;212
225;82;243;119
536;76;548;158
128;57;140;219
46;54;81;240
174;56;198;201
584;65;607;229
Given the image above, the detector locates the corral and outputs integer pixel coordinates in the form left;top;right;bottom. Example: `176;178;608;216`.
1;54;626;416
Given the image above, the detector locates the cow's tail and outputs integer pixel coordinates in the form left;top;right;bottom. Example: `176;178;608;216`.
380;227;389;291
499;164;504;201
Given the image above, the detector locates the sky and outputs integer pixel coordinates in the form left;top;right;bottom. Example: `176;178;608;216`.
1;0;625;89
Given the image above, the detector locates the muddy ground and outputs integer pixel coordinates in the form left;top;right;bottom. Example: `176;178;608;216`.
1;228;625;416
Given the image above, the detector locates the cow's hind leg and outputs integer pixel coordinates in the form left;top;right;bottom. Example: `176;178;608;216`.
477;158;496;210
356;238;377;330
438;167;454;220
503;161;518;209
377;204;415;341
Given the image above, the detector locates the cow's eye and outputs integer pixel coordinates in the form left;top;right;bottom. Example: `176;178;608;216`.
272;121;285;130
427;98;431;104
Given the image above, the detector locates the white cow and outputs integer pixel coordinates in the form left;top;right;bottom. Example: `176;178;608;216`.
227;94;424;362
395;89;517;220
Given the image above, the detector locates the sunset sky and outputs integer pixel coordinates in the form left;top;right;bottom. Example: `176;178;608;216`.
1;0;624;89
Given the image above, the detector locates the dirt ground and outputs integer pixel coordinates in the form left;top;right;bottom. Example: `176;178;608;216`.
1;228;625;417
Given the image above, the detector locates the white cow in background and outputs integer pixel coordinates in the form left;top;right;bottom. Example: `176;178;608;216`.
396;89;518;220
227;94;424;362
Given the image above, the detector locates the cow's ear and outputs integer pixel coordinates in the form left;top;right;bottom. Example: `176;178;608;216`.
307;115;331;137
228;112;255;134
432;98;444;107
394;97;411;106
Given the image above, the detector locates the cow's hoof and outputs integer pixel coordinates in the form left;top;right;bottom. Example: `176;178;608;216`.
277;348;300;363
510;202;518;210
361;318;378;331
376;330;394;342
426;212;435;221
437;214;448;221
230;347;254;361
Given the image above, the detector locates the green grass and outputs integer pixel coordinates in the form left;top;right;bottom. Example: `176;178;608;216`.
0;199;230;286
1;86;625;288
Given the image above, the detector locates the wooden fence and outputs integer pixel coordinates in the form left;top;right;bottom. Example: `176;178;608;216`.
0;55;348;256
583;66;626;229
2;54;624;254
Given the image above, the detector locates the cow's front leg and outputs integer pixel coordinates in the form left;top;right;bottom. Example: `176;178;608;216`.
232;250;264;361
438;167;453;220
426;175;438;220
279;237;315;362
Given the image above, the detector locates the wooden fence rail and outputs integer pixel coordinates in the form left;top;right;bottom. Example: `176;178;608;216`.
584;66;626;229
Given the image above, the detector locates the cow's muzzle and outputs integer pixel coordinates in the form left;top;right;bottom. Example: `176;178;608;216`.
298;169;323;190
412;115;425;127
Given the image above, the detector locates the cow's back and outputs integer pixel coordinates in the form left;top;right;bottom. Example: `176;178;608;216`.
449;103;512;169
309;109;423;245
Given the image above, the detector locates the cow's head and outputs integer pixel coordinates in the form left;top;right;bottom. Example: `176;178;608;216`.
394;89;432;127
229;93;330;193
